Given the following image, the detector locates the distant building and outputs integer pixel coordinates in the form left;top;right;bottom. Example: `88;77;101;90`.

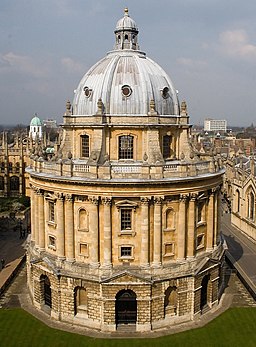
43;119;57;129
204;119;227;132
29;114;43;140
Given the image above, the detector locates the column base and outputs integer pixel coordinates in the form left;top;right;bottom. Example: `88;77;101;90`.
90;262;100;269
151;262;161;269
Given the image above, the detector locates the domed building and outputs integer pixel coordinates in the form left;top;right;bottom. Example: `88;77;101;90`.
26;9;225;332
29;114;43;140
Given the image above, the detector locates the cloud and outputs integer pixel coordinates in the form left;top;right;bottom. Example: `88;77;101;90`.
176;57;207;69
0;52;49;78
61;57;85;73
218;29;256;60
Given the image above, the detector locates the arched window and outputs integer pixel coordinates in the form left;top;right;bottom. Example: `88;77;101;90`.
163;135;172;159
8;162;13;173
10;176;19;191
78;208;88;231
15;162;20;174
119;135;134;159
235;189;240;213
165;208;175;230
81;135;89;158
74;287;88;316
247;191;255;220
200;275;210;310
124;34;129;41
164;286;177;316
1;162;5;173
40;275;52;308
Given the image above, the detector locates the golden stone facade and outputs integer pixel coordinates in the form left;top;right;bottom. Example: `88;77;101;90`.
26;9;225;332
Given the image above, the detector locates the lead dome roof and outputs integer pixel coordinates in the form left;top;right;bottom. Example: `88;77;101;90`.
72;9;180;116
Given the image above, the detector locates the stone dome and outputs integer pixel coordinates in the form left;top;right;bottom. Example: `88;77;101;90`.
72;9;179;117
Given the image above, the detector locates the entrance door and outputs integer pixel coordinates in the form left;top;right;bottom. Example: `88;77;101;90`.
44;276;52;308
200;275;209;310
115;290;137;325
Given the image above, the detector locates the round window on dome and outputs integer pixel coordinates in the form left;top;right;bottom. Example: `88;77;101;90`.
121;85;132;97
162;87;169;99
83;86;92;98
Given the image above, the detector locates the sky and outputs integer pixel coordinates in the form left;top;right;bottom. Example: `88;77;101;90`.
1;0;256;127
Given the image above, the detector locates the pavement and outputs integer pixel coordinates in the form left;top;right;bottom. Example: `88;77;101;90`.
0;212;256;338
222;212;256;297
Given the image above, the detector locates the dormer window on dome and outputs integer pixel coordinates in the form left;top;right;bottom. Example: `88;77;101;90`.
121;85;132;97
161;87;170;99
83;86;92;98
114;8;139;51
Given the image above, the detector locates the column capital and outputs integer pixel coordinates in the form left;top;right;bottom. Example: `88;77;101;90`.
140;197;150;205
89;196;99;205
180;194;188;202
102;197;112;205
190;193;197;201
153;196;164;205
56;192;64;201
35;188;44;196
64;193;73;202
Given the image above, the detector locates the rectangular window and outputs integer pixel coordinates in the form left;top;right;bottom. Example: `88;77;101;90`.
197;201;204;223
49;201;55;222
121;209;132;230
163;135;171;159
81;135;89;158
119;135;134;159
120;246;132;257
80;243;88;256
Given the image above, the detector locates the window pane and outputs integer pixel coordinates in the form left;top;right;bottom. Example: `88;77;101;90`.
163;135;171;159
121;247;132;257
81;135;89;157
119;135;133;159
121;209;132;230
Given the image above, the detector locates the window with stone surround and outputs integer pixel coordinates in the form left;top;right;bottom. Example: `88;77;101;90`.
118;135;134;160
49;201;55;223
116;200;137;236
121;209;132;231
119;245;134;260
163;135;172;159
247;190;255;221
81;134;89;158
197;200;206;225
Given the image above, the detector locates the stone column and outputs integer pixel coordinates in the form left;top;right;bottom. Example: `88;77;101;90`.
89;196;99;267
214;188;221;248
206;191;214;251
102;197;112;268
65;194;75;261
177;195;187;260
33;188;40;247
38;189;45;251
56;193;65;259
153;197;162;267
187;194;196;258
140;197;150;267
30;185;36;243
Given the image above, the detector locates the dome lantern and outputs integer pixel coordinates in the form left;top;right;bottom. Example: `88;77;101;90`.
114;8;139;51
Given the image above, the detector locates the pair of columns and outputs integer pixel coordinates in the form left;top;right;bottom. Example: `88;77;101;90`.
30;187;76;262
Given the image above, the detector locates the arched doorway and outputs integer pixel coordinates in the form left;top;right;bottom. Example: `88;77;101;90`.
41;275;52;308
115;289;137;325
200;275;210;310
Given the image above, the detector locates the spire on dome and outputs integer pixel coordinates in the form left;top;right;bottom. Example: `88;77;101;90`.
114;8;139;50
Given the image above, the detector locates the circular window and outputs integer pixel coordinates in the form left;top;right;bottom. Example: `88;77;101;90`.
162;87;169;99
83;86;92;98
121;85;132;97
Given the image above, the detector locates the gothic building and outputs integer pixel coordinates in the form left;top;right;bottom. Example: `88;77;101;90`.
225;155;256;241
26;9;225;332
